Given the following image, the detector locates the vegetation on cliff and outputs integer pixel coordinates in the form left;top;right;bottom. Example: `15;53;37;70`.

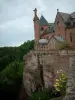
54;70;67;96
28;70;67;100
0;40;34;100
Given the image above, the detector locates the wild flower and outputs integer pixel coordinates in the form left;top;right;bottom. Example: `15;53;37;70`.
54;70;67;96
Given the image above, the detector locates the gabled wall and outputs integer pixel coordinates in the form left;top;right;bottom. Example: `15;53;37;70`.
55;12;66;39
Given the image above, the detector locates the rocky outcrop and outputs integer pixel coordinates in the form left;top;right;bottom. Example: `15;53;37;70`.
23;51;56;96
23;50;75;99
23;51;38;96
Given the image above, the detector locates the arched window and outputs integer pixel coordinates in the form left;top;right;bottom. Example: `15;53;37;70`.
70;33;72;42
57;21;59;25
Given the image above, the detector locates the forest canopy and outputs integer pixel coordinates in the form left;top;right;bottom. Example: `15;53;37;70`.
0;40;34;100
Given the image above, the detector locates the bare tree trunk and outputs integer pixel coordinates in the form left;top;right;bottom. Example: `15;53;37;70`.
37;54;45;89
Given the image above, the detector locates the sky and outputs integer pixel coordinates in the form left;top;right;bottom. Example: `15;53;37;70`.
0;0;75;47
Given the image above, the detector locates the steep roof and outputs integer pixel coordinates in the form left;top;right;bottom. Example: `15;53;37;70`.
65;12;75;27
54;36;65;42
49;23;55;33
59;12;70;22
41;23;55;35
40;15;49;26
71;12;75;18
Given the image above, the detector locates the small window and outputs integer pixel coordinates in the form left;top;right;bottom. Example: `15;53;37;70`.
70;33;72;42
57;21;59;25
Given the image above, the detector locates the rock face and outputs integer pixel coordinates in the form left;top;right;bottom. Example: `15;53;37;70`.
23;52;38;96
23;50;69;96
63;56;75;100
23;52;56;96
23;50;75;99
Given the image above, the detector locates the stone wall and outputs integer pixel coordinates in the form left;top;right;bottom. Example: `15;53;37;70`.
63;56;75;100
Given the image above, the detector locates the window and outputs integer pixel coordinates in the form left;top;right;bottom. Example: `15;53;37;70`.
57;21;60;30
70;33;72;42
57;21;59;24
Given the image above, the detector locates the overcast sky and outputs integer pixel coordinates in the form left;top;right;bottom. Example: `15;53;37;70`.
0;0;75;47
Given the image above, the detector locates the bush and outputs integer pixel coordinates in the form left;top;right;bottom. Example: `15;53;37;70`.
54;70;67;96
28;88;61;100
57;42;70;50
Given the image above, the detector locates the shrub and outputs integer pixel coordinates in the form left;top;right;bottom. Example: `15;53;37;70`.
28;88;61;100
57;42;70;50
54;70;67;96
28;88;50;100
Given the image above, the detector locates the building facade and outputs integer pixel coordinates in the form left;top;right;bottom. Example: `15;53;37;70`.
33;8;75;50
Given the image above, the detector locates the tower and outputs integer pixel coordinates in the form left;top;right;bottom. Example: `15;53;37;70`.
33;8;40;49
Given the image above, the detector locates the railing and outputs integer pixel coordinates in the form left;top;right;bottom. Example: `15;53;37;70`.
33;50;75;56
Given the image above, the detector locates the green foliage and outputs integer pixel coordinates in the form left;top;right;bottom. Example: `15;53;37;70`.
0;61;24;100
0;40;34;71
28;88;51;100
28;88;61;100
58;42;70;50
0;40;34;99
54;70;67;96
0;61;24;86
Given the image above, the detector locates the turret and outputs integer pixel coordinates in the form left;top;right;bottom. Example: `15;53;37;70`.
33;8;40;47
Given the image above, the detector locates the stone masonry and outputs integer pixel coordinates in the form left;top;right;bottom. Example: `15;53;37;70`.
63;56;75;100
23;50;75;99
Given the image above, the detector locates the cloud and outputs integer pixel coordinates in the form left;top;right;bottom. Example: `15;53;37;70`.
0;0;75;46
0;15;34;46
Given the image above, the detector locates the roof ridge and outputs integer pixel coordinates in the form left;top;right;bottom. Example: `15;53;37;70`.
71;12;75;18
58;12;70;22
71;12;75;14
59;12;70;15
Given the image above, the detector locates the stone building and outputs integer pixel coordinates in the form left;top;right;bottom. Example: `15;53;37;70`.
23;8;75;97
33;8;75;50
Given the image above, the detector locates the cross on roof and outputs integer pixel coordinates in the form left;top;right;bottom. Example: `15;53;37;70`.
33;8;37;16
